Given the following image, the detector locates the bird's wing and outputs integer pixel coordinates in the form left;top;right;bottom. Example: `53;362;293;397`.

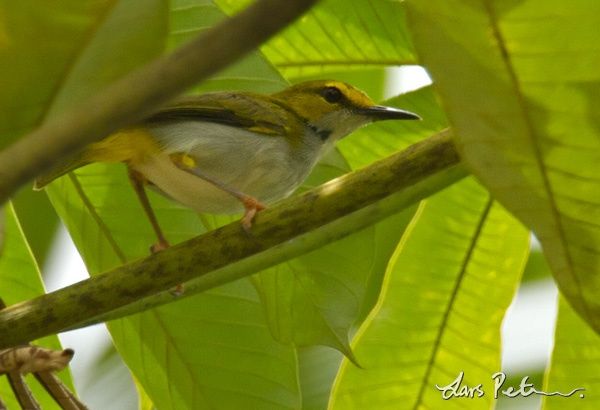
144;91;300;137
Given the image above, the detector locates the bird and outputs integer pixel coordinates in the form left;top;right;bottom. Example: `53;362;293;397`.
35;80;420;251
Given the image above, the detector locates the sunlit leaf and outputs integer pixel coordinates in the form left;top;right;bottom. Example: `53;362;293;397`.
218;0;416;79
405;0;600;331
298;346;343;410
255;209;413;357
169;0;286;93
543;297;600;409
330;179;529;409
109;280;301;410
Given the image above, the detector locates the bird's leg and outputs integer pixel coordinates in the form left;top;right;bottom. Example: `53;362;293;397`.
127;168;183;294
35;371;88;410
240;196;266;232
170;153;266;230
127;167;170;252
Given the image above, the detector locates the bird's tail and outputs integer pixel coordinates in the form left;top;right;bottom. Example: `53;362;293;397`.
33;154;90;190
33;129;162;190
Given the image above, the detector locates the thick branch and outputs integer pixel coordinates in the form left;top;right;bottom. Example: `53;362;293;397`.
0;131;465;348
0;0;318;204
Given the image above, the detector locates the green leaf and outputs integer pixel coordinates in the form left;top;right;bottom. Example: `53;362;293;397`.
11;187;59;267
217;0;416;78
298;346;344;410
521;247;552;283
0;0;117;147
0;204;74;409
405;0;600;331
109;281;301;410
543;297;600;409
329;178;529;409
170;0;286;93
254;209;413;358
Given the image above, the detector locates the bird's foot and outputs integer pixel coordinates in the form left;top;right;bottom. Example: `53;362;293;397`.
241;196;266;232
170;283;185;297
150;238;170;254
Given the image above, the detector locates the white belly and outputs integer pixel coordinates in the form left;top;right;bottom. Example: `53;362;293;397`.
134;121;323;214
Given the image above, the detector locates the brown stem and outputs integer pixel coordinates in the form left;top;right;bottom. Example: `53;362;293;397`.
7;372;40;410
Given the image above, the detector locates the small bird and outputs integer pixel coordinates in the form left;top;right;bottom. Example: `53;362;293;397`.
35;80;419;250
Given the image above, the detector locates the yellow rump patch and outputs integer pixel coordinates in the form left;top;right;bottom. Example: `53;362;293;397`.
86;128;161;165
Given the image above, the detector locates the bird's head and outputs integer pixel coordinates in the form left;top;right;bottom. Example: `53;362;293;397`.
272;80;420;142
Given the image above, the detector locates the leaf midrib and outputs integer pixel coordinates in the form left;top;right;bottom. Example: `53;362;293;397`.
411;196;493;409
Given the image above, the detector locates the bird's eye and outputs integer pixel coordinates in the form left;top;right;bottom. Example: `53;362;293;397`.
321;86;343;103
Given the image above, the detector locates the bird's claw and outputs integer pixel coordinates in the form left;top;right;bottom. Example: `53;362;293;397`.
150;239;170;254
170;283;185;296
241;196;266;232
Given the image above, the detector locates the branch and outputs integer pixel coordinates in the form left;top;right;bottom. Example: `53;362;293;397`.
0;0;318;204
0;130;465;348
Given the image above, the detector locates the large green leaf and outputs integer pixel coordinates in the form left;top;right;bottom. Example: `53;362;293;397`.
298;346;344;410
330;178;529;409
168;0;286;93
218;0;416;79
543;297;600;409
247;0;410;103
0;0;116;147
405;0;600;331
110;281;301;410
0;204;74;409
255;209;413;357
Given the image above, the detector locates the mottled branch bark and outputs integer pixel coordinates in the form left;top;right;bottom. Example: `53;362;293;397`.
0;130;466;348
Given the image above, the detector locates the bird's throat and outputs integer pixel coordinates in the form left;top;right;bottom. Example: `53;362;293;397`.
306;123;332;141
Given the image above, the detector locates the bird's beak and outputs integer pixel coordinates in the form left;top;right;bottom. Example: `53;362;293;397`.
358;105;421;121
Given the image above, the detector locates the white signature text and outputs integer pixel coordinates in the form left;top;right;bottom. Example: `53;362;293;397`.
435;371;585;400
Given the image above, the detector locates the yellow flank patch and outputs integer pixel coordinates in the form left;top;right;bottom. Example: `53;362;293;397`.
170;152;197;169
85;127;161;165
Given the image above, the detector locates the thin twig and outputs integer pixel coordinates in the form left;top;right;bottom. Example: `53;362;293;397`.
7;372;40;410
35;372;88;410
0;0;318;204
